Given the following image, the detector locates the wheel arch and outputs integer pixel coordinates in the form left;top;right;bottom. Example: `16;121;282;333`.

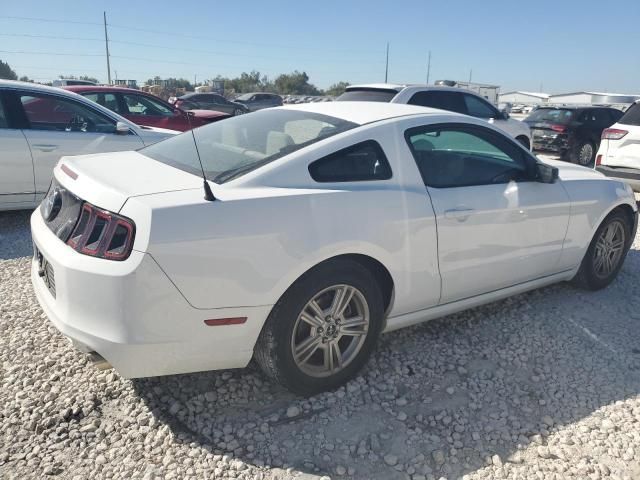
271;253;396;321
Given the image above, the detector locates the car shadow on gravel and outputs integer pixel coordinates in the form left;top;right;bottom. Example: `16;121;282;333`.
0;210;33;260
130;248;640;479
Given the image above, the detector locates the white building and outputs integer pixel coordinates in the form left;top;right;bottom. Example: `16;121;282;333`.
499;91;550;105
548;91;640;106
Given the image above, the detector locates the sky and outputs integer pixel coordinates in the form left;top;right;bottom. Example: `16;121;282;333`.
1;0;639;94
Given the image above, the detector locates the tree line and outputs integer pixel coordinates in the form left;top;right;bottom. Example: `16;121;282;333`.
0;59;350;96
145;71;350;96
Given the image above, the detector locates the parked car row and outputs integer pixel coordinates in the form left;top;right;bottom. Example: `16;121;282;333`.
65;86;230;132
0;80;177;211
523;106;623;166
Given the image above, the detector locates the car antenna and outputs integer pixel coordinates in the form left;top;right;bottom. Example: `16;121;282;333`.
185;110;215;201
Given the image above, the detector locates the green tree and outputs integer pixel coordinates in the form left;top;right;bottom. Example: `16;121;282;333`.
0;60;18;80
273;71;320;95
324;81;350;97
19;75;32;83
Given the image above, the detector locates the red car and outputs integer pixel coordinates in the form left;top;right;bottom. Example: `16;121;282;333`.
64;86;230;131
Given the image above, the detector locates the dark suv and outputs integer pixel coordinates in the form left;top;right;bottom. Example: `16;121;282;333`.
524;106;623;166
233;93;283;111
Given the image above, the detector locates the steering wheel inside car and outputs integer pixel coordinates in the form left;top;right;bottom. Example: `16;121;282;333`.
65;115;95;133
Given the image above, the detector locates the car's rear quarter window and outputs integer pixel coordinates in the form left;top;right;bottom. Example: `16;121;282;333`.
337;88;398;102
619;103;640;126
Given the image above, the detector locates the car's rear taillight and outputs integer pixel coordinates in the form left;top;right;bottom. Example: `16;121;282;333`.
596;154;603;166
67;203;135;261
550;124;567;133
601;128;628;140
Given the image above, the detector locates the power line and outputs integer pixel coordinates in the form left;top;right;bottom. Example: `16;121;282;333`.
0;14;379;57
0;15;101;25
0;49;103;57
0;33;102;42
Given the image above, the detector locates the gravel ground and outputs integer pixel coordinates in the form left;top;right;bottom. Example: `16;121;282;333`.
1;207;640;480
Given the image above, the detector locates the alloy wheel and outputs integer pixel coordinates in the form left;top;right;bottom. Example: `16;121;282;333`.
290;284;369;378
578;143;594;165
593;220;626;278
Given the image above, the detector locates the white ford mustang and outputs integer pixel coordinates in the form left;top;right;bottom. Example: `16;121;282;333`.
30;102;637;395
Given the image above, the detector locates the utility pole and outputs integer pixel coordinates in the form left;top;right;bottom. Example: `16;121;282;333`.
426;50;431;85
468;69;472;84
384;43;389;83
103;12;111;85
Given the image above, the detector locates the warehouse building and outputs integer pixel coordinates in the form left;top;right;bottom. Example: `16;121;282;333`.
499;91;550;105
548;91;640;106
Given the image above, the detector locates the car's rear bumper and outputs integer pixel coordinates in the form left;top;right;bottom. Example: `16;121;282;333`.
30;209;271;378
596;165;640;192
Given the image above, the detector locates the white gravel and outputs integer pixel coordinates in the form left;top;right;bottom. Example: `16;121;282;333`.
2;207;640;479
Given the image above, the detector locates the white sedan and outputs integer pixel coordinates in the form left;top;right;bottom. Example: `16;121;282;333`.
0;80;176;211
30;102;637;395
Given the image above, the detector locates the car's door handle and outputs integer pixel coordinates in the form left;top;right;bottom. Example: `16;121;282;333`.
444;207;474;220
31;144;58;152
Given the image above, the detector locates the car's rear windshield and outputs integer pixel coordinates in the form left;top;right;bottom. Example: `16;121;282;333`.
140;109;358;183
619;103;640;126
337;88;398;103
525;108;574;124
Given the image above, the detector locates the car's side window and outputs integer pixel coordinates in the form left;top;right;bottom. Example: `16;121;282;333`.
20;93;116;133
408;91;467;114
405;125;531;188
309;140;392;183
82;92;120;114
123;94;173;117
463;94;498;119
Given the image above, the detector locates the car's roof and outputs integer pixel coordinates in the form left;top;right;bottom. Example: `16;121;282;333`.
345;83;488;96
534;105;618;111
64;85;149;94
280;101;459;125
0;79;80;94
180;92;221;98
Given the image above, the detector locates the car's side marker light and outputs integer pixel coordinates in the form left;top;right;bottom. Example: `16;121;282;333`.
204;317;247;326
61;164;78;180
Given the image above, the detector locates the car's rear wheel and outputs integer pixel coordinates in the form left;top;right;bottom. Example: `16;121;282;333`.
254;259;383;396
233;108;243;116
571;140;595;166
572;209;631;290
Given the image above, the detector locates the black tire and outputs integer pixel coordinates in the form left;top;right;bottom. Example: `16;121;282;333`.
572;209;632;290
516;136;530;150
233;108;243;116
254;259;384;396
570;140;596;166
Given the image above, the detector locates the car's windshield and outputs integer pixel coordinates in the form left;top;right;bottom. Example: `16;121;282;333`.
525;108;574;124
141;109;357;183
337;89;398;103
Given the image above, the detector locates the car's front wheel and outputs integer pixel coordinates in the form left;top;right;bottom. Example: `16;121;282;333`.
233;108;244;116
254;259;384;396
572;209;632;290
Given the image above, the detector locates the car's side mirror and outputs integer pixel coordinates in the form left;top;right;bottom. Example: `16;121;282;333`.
115;121;131;135
536;162;559;183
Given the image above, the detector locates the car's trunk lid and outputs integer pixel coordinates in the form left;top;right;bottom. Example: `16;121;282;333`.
54;150;202;213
